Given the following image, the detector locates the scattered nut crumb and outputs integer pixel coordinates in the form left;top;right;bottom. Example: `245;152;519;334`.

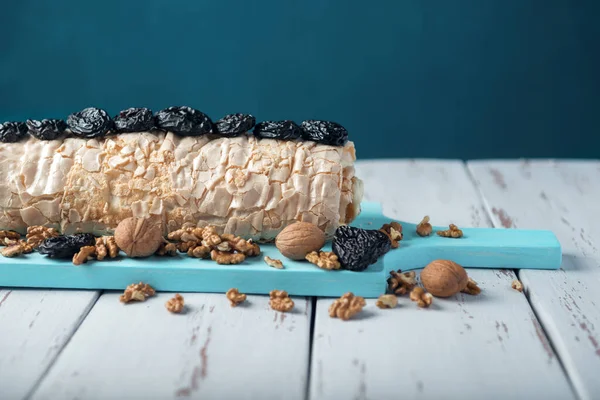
25;226;58;248
461;277;481;295
512;279;523;292
72;246;96;265
409;287;433;308
376;294;398;309
387;270;417;295
269;289;294;312
211;250;245;265
379;221;403;248
264;256;284;269
437;224;463;238
226;288;247;307
305;251;341;270
416;216;433;237
156;242;178;256
329;292;366;320
165;294;185;313
119;282;156;303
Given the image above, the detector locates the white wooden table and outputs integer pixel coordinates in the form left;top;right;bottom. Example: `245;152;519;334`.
1;159;599;400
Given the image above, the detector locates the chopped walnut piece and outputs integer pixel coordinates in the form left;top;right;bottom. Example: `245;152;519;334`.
0;230;21;245
156;242;178;256
512;279;523;292
379;221;403;248
224;235;260;256
177;241;199;253
18;240;33;254
226;288;247;307
1;244;24;257
462;277;481;295
416;216;433;237
188;245;211;259
387;270;417;295
269;290;294;312
211;250;245;265
437;224;463;238
165;294;185;313
120;282;156;303
72;246;96;265
305;251;341;270
3;237;18;246
264;256;284;269
201;226;222;247
168;227;201;242
25;226;58;248
329;292;366;320
216;241;232;252
105;236;119;258
376;294;398;309
409;287;433;308
95;237;108;260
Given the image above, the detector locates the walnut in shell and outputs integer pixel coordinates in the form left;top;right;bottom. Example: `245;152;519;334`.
420;259;469;297
114;217;163;258
275;222;325;260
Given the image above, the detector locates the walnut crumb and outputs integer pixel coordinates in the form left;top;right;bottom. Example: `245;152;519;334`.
211;250;245;265
269;290;294;312
165;294;185;313
387;270;417;295
264;256;284;269
437;224;463;238
511;279;523;292
376;294;398;309
120;282;156;303
73;246;96;265
26;226;58;248
409;287;433;308
226;288;247;307
305;251;341;270
416;216;433;237
461;277;481;295
379;221;403;248
329;292;366;320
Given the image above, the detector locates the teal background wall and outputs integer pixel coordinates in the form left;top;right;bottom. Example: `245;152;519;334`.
1;0;598;160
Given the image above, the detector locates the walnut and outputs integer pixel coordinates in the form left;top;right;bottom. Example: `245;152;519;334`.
1;240;33;257
226;288;247;307
0;230;20;243
416;216;433;237
410;287;433;308
305;251;341;270
18;240;33;254
275;222;326;260
512;279;523;292
120;282;156;303
223;235;260;256
94;236;119;261
95;237;107;260
216;241;232;252
105;236;119;258
188;245;211;259
437;224;463;238
201;226;222;247
114;217;163;258
73;246;96;265
25;226;58;248
156;242;178;256
177;240;199;253
264;256;284;269
269;290;294;312
165;294;185;313
3;237;18;246
376;294;398;309
379;221;403;248
211;250;245;265
329;292;366;320
420;260;468;297
461;277;481;295
387;270;417;295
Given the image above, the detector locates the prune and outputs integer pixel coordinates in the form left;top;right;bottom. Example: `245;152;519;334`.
155;106;213;136
214;113;256;137
300;120;348;146
67;107;113;139
253;120;301;140
332;226;391;271
26;119;67;140
113;107;155;133
0;121;28;143
38;233;96;259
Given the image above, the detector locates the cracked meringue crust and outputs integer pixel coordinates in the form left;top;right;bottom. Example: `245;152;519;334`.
0;132;363;241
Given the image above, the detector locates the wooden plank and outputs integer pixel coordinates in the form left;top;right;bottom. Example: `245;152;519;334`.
0;289;99;400
30;292;312;400
309;160;575;400
468;159;600;400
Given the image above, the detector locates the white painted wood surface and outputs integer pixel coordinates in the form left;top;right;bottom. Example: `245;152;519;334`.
468;160;600;400
309;160;575;400
31;292;312;400
0;289;99;400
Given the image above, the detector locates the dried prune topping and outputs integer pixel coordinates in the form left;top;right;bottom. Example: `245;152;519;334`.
332;226;391;271
155;106;213;136
38;233;96;259
253;120;301;140
113;107;155;133
26;119;67;140
214;113;256;137
67;107;113;139
0;122;28;143
300;120;348;146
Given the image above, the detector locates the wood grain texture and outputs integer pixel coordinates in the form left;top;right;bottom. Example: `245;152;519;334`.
30;292;312;400
309;160;575;400
468;160;600;400
0;289;99;400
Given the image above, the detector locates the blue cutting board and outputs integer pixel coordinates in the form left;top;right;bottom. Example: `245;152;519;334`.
0;202;561;298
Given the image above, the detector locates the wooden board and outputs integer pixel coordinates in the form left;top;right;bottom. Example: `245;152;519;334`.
309;160;575;400
30;292;312;400
468;160;600;400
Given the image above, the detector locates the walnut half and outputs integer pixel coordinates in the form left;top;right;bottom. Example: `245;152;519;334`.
120;282;156;304
305;251;341;270
269;290;294;312
387;270;417;295
329;292;366;320
226;288;247;307
165;294;185;313
409;287;433;308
